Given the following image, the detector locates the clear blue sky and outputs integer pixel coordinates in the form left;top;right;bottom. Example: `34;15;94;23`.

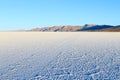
0;0;120;30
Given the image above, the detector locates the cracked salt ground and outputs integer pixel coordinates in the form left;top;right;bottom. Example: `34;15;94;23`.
0;32;120;80
31;46;120;79
31;48;119;80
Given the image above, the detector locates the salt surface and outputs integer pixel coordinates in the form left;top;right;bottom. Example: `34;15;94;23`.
0;32;120;80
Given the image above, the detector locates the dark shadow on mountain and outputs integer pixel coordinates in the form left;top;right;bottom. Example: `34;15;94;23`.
79;25;114;31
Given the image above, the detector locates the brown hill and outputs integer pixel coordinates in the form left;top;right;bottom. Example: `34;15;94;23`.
29;26;83;32
26;25;120;32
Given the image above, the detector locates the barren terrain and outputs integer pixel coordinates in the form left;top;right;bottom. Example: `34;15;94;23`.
0;32;120;80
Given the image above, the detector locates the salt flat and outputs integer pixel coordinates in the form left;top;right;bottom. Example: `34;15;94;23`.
0;32;120;80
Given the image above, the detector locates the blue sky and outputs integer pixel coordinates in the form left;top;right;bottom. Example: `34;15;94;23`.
0;0;120;30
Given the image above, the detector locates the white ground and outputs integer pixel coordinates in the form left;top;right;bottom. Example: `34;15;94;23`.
0;32;120;80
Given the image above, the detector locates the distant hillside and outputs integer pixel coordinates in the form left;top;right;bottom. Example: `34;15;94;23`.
29;26;83;32
26;24;120;32
98;25;120;32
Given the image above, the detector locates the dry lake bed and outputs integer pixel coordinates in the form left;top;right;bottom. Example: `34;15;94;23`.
0;32;120;80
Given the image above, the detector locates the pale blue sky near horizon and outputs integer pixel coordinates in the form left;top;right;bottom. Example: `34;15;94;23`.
0;0;120;30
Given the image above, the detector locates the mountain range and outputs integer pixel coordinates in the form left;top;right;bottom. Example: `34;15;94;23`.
20;24;120;32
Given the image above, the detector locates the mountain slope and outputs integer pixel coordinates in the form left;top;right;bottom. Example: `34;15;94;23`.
24;24;120;32
29;26;83;32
